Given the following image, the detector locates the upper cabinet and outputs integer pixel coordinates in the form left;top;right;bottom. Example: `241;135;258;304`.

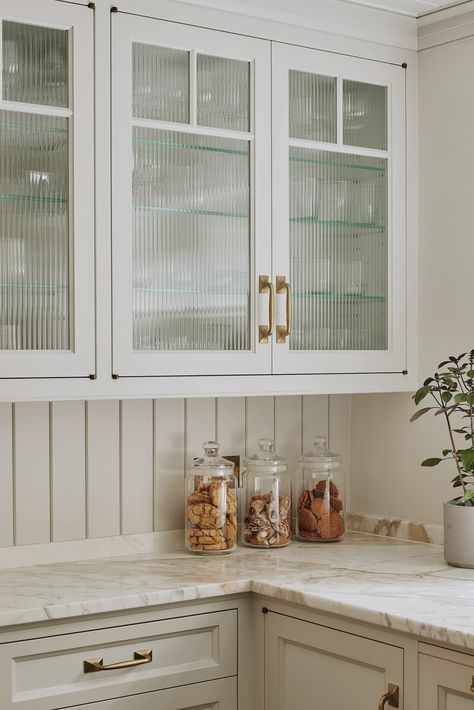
272;43;406;375
0;0;95;378
111;15;272;376
0;0;415;397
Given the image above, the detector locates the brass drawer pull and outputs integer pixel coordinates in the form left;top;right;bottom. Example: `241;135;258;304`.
378;683;399;710
84;649;152;673
470;675;474;692
259;275;275;343
276;276;292;343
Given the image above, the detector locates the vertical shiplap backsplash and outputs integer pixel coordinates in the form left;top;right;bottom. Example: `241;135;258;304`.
0;395;351;548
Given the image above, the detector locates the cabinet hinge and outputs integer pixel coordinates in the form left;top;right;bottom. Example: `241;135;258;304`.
402;370;408;375
89;373;97;380
87;2;95;9
110;6;119;12
112;373;120;380
402;62;407;69
262;607;269;614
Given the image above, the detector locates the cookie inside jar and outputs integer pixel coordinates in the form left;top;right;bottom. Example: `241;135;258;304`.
186;442;237;555
241;439;292;548
297;436;346;542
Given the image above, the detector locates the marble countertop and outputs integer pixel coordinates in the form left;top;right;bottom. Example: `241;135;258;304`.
1;533;474;650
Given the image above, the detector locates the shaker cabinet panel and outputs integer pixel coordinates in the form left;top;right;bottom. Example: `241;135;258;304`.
420;651;474;709
111;14;272;376
272;43;407;375
0;0;95;378
264;611;404;710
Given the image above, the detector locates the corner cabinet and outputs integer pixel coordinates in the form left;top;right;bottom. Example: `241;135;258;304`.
264;610;404;710
0;0;95;379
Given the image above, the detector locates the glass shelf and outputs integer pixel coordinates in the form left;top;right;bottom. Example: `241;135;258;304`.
290;217;384;229
134;204;247;218
133;136;248;156
0;120;67;134
294;292;385;302
0;193;68;205
289;155;385;173
133;286;248;296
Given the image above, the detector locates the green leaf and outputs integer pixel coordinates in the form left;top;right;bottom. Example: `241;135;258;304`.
454;428;468;434
466;393;474;407
458;449;474;471
438;360;449;368
442;392;453;404
454;393;467;404
467;370;474;378
413;386;431;405
410;407;433;422
443;449;452;456
421;457;444;467
463;490;474;502
423;377;435;386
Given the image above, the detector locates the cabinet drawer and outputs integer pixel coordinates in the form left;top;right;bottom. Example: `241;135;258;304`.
69;676;237;710
0;610;237;710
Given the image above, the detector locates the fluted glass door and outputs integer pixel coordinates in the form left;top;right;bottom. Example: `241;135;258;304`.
0;1;94;379
272;43;406;375
112;15;271;376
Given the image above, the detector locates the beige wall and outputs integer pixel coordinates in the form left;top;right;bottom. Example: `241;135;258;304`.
351;36;474;525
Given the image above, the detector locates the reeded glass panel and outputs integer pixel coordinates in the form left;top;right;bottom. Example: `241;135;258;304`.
0;111;69;350
133;128;250;351
289;70;337;143
289;146;387;351
343;80;387;150
197;54;250;132
2;21;68;107
133;43;189;123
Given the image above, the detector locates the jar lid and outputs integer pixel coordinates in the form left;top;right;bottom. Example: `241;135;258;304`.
300;436;341;468
192;441;235;472
245;438;287;472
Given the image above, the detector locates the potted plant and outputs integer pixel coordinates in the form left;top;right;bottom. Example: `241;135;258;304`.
411;349;474;567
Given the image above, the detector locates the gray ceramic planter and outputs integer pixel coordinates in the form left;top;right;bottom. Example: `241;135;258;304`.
444;500;474;568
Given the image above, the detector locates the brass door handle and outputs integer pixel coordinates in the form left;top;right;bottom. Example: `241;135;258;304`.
259;275;274;343
276;276;292;343
470;675;474;692
84;649;152;673
378;684;399;710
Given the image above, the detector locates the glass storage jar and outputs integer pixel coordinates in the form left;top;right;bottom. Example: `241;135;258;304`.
241;439;291;548
185;441;237;554
296;436;346;542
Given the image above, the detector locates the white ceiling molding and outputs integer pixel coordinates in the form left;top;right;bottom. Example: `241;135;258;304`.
337;0;460;17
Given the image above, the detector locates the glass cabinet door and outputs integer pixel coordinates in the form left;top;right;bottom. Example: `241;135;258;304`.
112;14;271;376
272;43;406;375
0;1;94;378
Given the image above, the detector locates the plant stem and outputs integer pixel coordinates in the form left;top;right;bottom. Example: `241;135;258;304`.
444;408;467;494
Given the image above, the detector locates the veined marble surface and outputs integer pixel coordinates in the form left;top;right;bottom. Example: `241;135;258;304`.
1;533;474;650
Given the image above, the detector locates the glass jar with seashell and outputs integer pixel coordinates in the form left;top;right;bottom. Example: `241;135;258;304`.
241;439;292;548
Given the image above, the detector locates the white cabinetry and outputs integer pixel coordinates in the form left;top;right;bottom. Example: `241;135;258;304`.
264;610;404;710
420;645;474;709
0;0;95;378
0;0;416;398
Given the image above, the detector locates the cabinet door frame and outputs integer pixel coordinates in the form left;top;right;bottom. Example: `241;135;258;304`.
0;0;95;378
272;42;406;375
111;14;272;377
419;646;474;709
264;609;404;710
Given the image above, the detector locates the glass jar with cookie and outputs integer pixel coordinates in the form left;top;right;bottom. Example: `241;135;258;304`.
185;441;237;554
241;439;291;548
296;436;346;542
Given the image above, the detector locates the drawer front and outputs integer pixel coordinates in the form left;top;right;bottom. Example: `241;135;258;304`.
0;610;237;710
69;676;237;710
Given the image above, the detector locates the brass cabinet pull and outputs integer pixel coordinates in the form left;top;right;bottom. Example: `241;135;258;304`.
470;675;474;692
276;276;292;343
258;275;275;343
84;649;152;673
378;684;399;710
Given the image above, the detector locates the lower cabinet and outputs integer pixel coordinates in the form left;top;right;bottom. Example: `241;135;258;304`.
264;610;404;710
419;645;474;709
69;677;237;710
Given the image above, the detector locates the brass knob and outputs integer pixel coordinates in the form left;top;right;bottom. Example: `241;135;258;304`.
378;683;399;710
